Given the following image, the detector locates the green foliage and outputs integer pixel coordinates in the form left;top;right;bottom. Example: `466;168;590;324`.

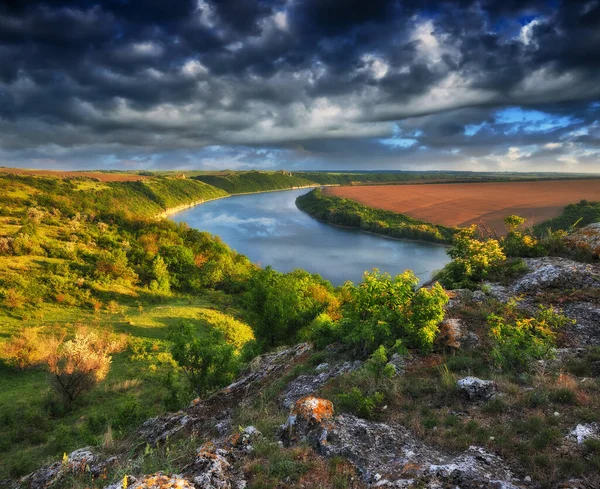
335;387;385;419
364;345;396;381
488;304;574;372
168;321;239;396
159;245;196;289
301;313;340;349
436;225;506;288
244;267;338;348
296;188;456;244
535;200;600;235
340;269;448;354
194;170;315;194
149;255;170;293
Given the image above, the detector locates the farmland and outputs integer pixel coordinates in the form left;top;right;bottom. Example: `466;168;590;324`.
324;179;600;235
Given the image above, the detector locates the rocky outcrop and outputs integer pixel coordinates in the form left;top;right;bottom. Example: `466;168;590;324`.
565;223;600;257
279;360;362;409
457;377;498;402
18;448;116;489
282;408;524;488
512;257;600;293
138;343;312;446
281;396;334;446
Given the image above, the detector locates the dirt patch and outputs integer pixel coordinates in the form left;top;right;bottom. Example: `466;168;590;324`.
325;180;600;235
0;167;146;182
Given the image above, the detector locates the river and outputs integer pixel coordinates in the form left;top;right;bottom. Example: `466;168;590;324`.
170;188;450;286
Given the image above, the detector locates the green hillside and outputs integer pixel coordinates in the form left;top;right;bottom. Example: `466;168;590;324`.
193;170;317;194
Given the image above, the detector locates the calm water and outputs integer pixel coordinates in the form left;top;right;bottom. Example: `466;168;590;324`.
171;189;450;286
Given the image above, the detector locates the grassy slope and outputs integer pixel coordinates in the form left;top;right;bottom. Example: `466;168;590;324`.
296;188;457;244
0;173;228;219
193;170;317;194
0;174;240;478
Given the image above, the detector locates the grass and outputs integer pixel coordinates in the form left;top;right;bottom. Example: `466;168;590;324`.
0;291;247;479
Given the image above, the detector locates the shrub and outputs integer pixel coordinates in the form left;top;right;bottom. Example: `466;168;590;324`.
94;249;138;284
336;387;385;419
364;345;396;382
488;305;574;372
46;331;119;406
501;216;545;257
159;245;196;290
245;267;339;348
169;321;239;396
2;327;48;368
3;287;26;310
149;254;170;293
340;269;448;355
436;225;506;289
302;313;340;349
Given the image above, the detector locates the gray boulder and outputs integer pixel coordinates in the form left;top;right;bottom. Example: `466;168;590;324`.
457;377;498;401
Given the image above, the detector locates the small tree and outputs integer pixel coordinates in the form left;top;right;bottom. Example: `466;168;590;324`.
437;225;506;288
340;269;448;355
46;331;116;406
3;327;123;407
169;322;239;397
150;255;171;293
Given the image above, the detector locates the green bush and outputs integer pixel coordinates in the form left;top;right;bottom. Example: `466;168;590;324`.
436;225;506;289
335;387;385;419
302;313;340;349
169;321;239;396
340;269;448;354
488;304;574;372
244;267;339;349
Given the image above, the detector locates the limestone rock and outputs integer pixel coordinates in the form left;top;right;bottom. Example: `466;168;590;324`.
281;396;334;446
190;445;237;489
568;423;600;445
20;447;116;489
565;223;600;257
279;361;362;409
512;257;600;293
107;473;194;489
457;377;498;401
313;414;523;487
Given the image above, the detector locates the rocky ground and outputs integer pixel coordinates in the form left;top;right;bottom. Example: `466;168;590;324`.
9;228;600;489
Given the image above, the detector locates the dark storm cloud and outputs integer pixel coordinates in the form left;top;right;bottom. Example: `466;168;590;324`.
0;0;599;170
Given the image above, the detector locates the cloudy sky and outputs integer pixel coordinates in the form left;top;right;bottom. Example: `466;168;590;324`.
1;0;599;172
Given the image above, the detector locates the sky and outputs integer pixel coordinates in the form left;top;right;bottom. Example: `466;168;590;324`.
0;0;599;172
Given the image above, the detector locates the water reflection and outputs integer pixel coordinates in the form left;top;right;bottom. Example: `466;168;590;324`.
171;189;450;285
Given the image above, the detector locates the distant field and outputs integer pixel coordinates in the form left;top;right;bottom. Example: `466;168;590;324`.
325;179;600;235
0;168;146;182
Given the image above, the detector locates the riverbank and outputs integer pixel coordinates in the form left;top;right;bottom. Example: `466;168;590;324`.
158;184;338;218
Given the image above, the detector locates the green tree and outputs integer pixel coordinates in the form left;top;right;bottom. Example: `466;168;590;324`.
160;245;196;290
437;225;506;288
168;322;239;396
244;267;338;348
150;255;170;292
340;269;448;355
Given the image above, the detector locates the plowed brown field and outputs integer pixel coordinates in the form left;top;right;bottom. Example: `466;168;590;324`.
325;180;600;235
0;168;146;182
